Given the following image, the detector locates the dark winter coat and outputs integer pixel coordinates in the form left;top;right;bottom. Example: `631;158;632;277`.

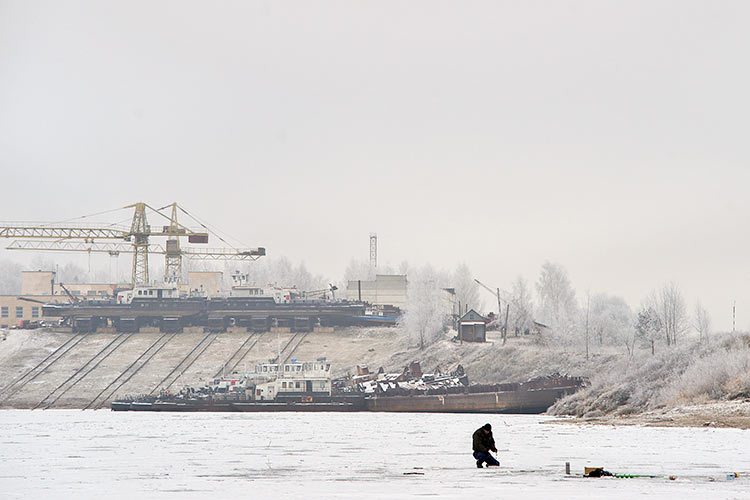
472;427;497;453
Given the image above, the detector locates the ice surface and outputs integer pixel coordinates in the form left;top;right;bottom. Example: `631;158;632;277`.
0;410;747;499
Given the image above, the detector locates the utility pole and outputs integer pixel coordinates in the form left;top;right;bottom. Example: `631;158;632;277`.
502;303;509;345
733;301;736;333
458;300;462;345
474;278;505;338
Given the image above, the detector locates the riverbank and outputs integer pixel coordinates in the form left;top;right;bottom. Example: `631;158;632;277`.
549;400;750;429
3;326;749;425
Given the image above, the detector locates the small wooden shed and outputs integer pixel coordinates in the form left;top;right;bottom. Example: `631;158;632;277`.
458;309;487;342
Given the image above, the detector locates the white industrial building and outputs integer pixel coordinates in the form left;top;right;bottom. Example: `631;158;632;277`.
346;275;407;309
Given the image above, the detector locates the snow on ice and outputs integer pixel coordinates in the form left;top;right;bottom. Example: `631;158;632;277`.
0;410;748;499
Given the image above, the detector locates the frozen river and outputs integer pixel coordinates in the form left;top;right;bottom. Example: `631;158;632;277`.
0;410;747;499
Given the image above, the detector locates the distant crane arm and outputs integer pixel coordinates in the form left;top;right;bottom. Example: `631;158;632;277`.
473;279;497;297
169;247;266;260
0;202;265;285
0;225;129;240
6;240;265;260
5;240;146;254
474;278;510;344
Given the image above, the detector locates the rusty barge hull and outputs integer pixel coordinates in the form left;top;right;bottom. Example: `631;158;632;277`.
112;386;580;414
122;401;364;412
115;396;367;412
365;386;578;414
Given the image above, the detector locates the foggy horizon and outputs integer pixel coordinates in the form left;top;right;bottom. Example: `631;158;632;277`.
2;1;749;330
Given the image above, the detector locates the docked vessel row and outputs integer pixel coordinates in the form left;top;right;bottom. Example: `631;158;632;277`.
111;360;585;414
42;283;399;333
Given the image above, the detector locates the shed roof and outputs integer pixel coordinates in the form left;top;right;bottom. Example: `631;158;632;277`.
459;309;486;322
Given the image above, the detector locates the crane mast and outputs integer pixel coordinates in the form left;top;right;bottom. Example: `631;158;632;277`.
127;202;150;285
164;203;182;284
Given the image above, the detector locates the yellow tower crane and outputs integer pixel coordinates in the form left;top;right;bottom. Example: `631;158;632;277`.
0;202;265;285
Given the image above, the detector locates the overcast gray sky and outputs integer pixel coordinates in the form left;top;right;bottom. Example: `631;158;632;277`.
1;1;749;330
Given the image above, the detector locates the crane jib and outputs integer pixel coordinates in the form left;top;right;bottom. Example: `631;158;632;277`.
0;202;264;286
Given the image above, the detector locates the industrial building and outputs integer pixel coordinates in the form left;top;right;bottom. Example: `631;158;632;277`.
1;271;121;328
346;275;408;309
0;270;225;329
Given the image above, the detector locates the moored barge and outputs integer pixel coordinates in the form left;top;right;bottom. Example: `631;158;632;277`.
111;361;584;414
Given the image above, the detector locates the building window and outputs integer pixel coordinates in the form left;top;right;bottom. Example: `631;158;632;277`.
282;382;287;388
320;381;326;389
87;290;97;296
31;307;39;318
295;381;300;389
1;307;7;318
72;290;81;296
15;307;23;318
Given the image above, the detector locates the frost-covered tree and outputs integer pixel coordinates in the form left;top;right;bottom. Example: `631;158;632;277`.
26;255;108;284
398;260;410;275
650;282;689;346
343;258;374;282
508;276;534;336
222;257;328;291
692;300;711;343
535;262;577;337
400;265;448;350
0;259;22;294
57;262;89;284
588;293;636;355
452;263;482;314
589;293;633;345
635;306;663;355
29;255;57;273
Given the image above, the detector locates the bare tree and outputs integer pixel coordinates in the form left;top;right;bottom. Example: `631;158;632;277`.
589;293;633;345
343;258;374;282
692;300;712;343
535;262;577;338
400;265;448;350
27;255;109;285
650;282;689;347
57;262;89;284
452;263;482;314
225;257;328;291
587;293;635;355
508;276;534;336
0;259;22;294
398;260;410;275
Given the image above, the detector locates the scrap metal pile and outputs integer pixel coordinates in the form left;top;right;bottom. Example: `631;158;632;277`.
335;362;469;397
